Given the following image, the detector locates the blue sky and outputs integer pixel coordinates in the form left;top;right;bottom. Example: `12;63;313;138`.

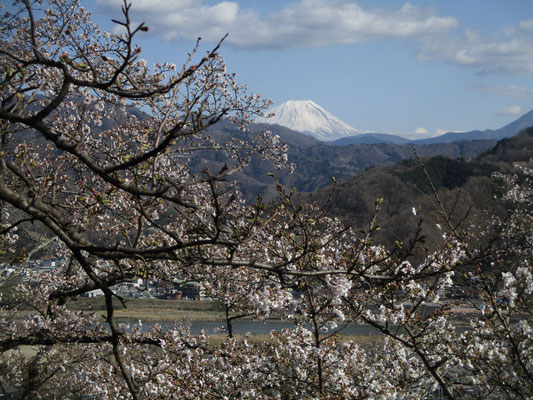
89;0;533;139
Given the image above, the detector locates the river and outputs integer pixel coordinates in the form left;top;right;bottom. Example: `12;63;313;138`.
132;320;382;336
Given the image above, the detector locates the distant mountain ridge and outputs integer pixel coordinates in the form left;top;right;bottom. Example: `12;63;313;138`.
414;109;533;144
330;109;533;145
331;109;533;145
258;99;533;146
330;133;410;146
199;121;497;201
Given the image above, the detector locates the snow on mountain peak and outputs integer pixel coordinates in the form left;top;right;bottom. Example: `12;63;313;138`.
257;100;360;141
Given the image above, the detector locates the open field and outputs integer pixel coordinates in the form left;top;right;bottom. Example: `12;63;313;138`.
74;297;228;322
3;296;481;324
0;297;228;322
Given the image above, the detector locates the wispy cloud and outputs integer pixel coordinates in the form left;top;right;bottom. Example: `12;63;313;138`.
97;0;533;75
473;85;533;98
495;105;523;116
418;21;533;74
520;19;533;31
97;0;458;50
433;129;451;136
402;127;451;140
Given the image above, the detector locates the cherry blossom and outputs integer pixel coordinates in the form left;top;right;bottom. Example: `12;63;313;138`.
1;1;532;399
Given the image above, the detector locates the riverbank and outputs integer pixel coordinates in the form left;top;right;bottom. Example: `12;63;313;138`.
4;297;481;326
75;297;229;322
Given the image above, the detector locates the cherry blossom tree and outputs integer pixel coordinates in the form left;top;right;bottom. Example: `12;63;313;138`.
1;0;532;399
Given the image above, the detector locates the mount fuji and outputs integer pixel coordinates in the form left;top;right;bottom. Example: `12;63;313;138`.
257;100;360;141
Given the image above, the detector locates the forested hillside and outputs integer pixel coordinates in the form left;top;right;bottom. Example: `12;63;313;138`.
303;128;533;248
196;122;497;201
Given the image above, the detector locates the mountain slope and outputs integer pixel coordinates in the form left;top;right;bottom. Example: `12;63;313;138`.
302;128;533;248
333;109;533;146
257;100;360;141
330;133;411;146
258;100;533;145
414;109;533;144
196;121;497;201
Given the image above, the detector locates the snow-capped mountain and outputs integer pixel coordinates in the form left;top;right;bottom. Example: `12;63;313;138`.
257;100;360;141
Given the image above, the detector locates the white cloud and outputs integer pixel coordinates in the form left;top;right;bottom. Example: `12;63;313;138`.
495;105;523;116
419;25;533;74
473;85;533;98
520;19;533;31
401;127;460;140
96;0;458;50
97;1;532;74
401;127;437;139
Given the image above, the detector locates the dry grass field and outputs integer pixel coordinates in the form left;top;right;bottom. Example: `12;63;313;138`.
73;297;228;322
